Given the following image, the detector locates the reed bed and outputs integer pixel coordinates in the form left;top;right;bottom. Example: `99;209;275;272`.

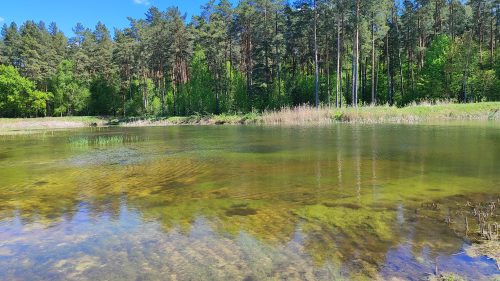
262;105;333;125
262;102;500;125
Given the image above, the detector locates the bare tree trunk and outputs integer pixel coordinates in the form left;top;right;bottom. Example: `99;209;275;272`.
225;40;229;106
449;0;455;40
407;23;415;100
346;69;350;104
363;57;367;104
477;0;483;63
351;0;360;107
275;11;281;100
229;34;233;82
264;6;271;95
375;54;380;98
386;34;392;105
143;72;148;112
123;87;126;118
314;0;319;108
393;5;405;104
161;77;165;116
411;60;415;99
244;21;253;99
336;12;341;108
371;12;376;105
340;10;344;108
418;16;424;69
490;7;495;66
326;34;331;106
463;33;473;103
434;0;443;33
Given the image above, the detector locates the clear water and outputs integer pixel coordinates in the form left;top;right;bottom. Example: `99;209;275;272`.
0;124;499;280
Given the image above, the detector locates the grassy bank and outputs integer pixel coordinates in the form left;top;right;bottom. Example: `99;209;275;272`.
0;116;105;131
0;102;499;132
108;102;500;126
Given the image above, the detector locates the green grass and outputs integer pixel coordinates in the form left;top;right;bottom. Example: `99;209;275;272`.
0;116;105;135
0;116;102;124
114;112;261;126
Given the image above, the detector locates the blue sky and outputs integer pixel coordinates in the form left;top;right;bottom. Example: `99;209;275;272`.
0;0;237;36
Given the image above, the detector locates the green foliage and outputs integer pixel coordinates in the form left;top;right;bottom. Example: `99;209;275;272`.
50;59;90;116
289;75;316;106
89;75;120;115
0;0;499;118
470;69;499;102
232;71;250;113
0;65;50;117
185;48;216;114
418;35;452;101
124;79;147;116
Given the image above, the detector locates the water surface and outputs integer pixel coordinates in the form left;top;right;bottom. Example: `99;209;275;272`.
0;124;499;280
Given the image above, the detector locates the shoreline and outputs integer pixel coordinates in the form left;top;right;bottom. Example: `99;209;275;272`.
1;102;499;133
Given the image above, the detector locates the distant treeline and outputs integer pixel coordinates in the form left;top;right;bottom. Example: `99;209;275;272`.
0;0;499;118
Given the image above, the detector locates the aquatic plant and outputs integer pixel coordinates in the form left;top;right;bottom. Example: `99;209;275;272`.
428;272;467;281
68;135;144;147
416;197;500;271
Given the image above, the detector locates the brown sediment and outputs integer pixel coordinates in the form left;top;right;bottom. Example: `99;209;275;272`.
322;202;363;210
225;207;258;217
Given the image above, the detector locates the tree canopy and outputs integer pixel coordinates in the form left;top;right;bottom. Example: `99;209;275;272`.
0;65;50;117
0;0;499;117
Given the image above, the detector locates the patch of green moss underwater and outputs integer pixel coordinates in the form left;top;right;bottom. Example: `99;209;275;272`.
0;125;498;280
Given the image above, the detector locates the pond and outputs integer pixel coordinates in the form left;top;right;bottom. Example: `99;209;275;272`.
0;124;499;280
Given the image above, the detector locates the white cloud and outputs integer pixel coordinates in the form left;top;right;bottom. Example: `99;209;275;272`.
133;0;150;5
0;17;4;23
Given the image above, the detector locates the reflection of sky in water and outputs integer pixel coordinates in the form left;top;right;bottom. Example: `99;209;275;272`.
381;244;497;281
0;200;498;281
0;202;342;280
67;147;146;166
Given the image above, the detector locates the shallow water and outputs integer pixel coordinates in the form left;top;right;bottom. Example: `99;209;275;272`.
0;124;499;280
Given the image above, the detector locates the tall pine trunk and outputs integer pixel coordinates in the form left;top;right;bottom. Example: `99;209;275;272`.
336;12;341;108
392;5;405;104
314;0;319;108
371;12;376;105
275;11;281;100
351;0;360;107
386;34;392;105
326;34;331;106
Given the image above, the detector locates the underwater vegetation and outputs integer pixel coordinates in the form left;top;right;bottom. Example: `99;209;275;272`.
68;134;146;147
0;125;499;280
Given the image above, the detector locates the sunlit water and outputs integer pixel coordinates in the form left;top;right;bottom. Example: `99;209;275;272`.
0;124;499;280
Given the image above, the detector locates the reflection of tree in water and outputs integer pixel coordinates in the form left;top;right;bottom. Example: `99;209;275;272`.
0;151;497;279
